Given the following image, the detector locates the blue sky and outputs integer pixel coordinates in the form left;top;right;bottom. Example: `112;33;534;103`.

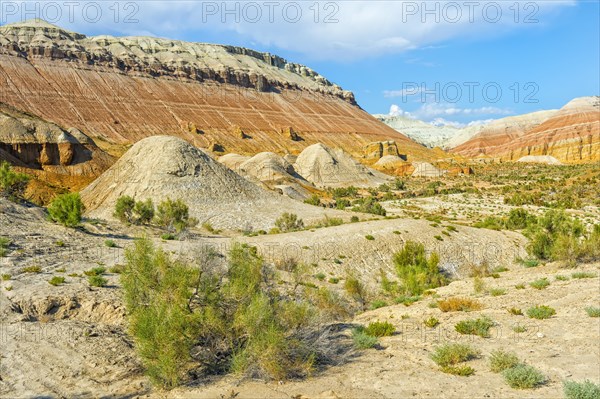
2;1;599;126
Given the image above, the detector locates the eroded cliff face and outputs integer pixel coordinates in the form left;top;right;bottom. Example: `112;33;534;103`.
452;97;600;163
0;102;114;201
0;20;432;161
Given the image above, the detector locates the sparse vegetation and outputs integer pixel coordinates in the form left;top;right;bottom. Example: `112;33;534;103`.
572;272;595;279
88;275;108;287
104;239;117;248
437;297;482;312
351;327;378;349
563;380;600;399
274;212;304;232
364;321;395;337
502;364;546;389
0;237;10;257
365;234;375;241
529;278;550;290
47;192;84;227
455;316;494;338
430;343;479;367
508;307;523;316
424;316;440;328
84;267;106;276
393;241;446;296
527;305;556;319
489;350;520;373
489;288;506;297
48;276;66;286
22;265;42;273
0;161;29;200
155;198;198;233
1;274;11;281
584;307;600;317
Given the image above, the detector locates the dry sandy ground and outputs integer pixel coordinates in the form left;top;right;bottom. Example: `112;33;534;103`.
0;198;598;398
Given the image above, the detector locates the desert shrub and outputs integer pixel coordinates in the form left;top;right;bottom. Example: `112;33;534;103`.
305;287;349;321
365;234;375;241
351;197;386;216
505;208;535;230
134;199;155;225
572;272;595;279
84;267;106;276
578;224;600;262
489;288;506;297
364;321;395;337
455;316;494;338
584;307;600;317
502;364;546;389
351;327;378;349
527;210;585;262
563;380;600;399
430;343;479;367
473;276;486;294
527;305;556;319
47;192;84;227
344;275;367;310
529;278;550;290
304;194;321;206
369;300;387;310
393;241;446;296
105;240;117;248
424;316;440;328
155;198;197;233
122;239;335;388
161;233;176;240
114;195;135;223
555;275;569;281
22;265;41;273
441;365;475;376
474;216;504;230
437;297;482;312
0;237;9;257
1;274;11;281
274;212;304;232
314;272;326;281
489;350;520;372
515;283;526;289
350;215;359;223
109;264;125;274
328;277;339;284
512;325;528;333
0;161;29;200
380;270;400;295
508;307;523;316
519;258;540;268
395;295;420;306
393;178;406;190
313;216;343;228
88;275;108;287
48;276;65;286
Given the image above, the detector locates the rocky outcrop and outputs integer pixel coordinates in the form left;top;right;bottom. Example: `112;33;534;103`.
452;97;599;163
294;143;390;188
363;141;406;161
0;20;433;161
0;102;113;192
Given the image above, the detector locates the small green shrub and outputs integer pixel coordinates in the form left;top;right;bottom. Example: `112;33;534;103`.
104;240;117;248
527;305;556;319
114;195;135;223
161;233;176;240
133;199;155;225
22;265;41;273
274;212;304;232
47;192;84;227
202;222;221;234
584;307;600;317
563;380;600;399
508;308;523;316
393;241;446;296
489;350;519;373
350;216;359;223
441;365;475;376
555;275;569;281
314;272;326;281
370;300;387;310
5;285;12;291
155;198;197;233
529;278;550;290
424;316;440;328
515;283;526;289
572;272;595;279
0;161;29;199
352;328;378;349
303;194;321;206
109;264;125;274
430;343;479;367
489;288;506;297
364;321;395;337
512;325;528;333
55;240;65;247
0;237;10;257
88;275;108;287
84;267;106;276
328;277;339;284
455;316;494;338
365;234;375;241
48;276;66;286
520;258;540;268
502;364;546;389
438;297;482;312
395;295;420;306
1;274;11;281
344;275;367;309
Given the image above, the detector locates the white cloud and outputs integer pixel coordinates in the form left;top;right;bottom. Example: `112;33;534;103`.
388;103;511;125
5;1;575;61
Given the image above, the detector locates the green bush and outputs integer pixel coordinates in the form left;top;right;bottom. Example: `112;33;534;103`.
274;212;304;232
303;194;321;206
351;197;386;216
22;265;41;273
0;161;29;200
431;343;479;367
134;199;155;225
47;192;84;227
114;195;135;223
369;300;387;310
440;365;475;376
365;234;375;241
344;275;367;310
1;274;11;281
105;240;117;248
88;275;108;287
84;267;106;276
48;276;66;286
563;380;600;399
527;305;556;319
529;278;550;290
455;316;494;338
505;208;535;230
572;272;595;279
392;241;446;296
364;321;395;337
351;327;378;349
502;364;546;389
121;239;332;388
424;316;440;328
350;215;359;223
155;198;197;233
585;307;600;317
489;350;519;373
